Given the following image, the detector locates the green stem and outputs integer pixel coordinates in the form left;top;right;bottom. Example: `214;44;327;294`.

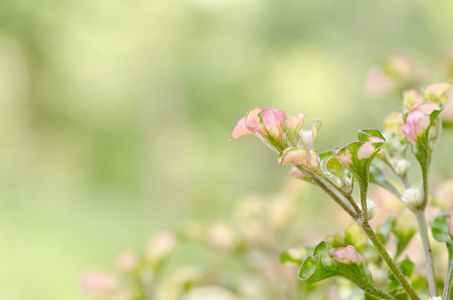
361;222;420;300
443;255;453;300
306;172;358;220
415;210;437;296
323;175;362;215
417;157;438;297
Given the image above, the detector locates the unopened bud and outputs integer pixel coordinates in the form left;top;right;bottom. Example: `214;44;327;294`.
366;199;376;220
429;297;442;300
401;188;423;211
394;159;410;177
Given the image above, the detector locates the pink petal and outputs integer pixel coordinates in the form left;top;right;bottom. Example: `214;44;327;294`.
245;106;263;133
401;111;430;144
261;108;286;142
331;245;363;264
425;82;452;101
285;114;306;132
230;117;253;139
412;102;443;115
279;147;320;172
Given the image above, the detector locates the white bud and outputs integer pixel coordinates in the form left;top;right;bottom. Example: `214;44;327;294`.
366;199;376;220
394;159;410;177
359;199;376;220
429;297;442;300
401;188;423;211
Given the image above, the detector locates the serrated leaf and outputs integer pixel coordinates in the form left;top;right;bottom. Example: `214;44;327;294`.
334;130;385;187
298;241;392;299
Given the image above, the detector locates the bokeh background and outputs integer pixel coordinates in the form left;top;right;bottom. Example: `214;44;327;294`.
1;0;453;299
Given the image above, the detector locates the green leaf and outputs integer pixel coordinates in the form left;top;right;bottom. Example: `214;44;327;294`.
388;257;414;290
299;241;392;299
376;217;395;245
388;289;409;300
432;212;453;245
334;129;385;185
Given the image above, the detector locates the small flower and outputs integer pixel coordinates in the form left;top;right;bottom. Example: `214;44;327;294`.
364;67;395;97
366;199;376;220
147;231;177;262
231;107;288;152
116;250;138;273
401;111;430;144
401;188;423;211
394;158;411;177
331;245;363;264
285;114;306;146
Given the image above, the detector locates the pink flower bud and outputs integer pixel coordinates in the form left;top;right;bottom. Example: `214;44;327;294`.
331;245;363;264
401;111;430;144
364;68;395;97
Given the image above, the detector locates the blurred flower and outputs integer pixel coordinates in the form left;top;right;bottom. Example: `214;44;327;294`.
116;250;138;273
80;271;117;294
146;231;177;263
364;67;395;97
206;222;235;250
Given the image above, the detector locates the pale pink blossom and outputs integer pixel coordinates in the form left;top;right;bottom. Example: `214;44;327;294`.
232;107;288;151
147;231;177;261
401;111;430;144
116;250;138;273
80;271;117;293
425;82;452;102
365;68;395;97
331;245;363;264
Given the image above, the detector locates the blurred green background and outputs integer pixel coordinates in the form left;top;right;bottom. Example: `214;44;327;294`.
1;0;453;299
